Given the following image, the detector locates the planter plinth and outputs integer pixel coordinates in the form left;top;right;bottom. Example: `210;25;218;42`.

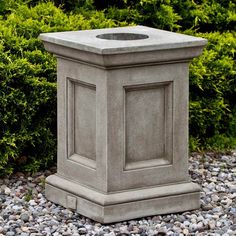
40;26;207;223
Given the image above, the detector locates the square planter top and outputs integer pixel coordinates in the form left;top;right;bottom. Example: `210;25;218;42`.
39;26;207;68
39;25;207;54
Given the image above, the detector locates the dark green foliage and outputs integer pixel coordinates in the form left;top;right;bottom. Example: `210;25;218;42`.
106;0;236;32
0;1;127;176
0;0;235;175
189;31;236;150
105;0;182;31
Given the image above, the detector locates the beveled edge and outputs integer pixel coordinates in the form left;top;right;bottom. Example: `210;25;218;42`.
46;174;201;206
41;41;205;69
39;26;207;55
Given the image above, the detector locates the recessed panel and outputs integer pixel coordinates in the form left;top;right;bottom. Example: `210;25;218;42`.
125;83;171;169
74;82;96;160
67;78;96;167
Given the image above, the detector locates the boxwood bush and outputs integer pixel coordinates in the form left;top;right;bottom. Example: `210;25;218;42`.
189;31;236;150
95;0;236;32
0;0;235;175
0;1;127;176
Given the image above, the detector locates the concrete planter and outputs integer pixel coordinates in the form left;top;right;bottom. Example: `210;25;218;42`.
39;26;207;223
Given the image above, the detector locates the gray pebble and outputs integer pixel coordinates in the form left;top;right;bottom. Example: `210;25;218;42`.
6;232;15;236
78;228;87;234
21;233;29;236
20;212;30;222
228;184;236;193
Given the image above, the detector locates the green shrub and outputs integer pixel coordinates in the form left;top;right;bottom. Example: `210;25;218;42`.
105;0;182;31
2;0;235;32
189;31;236;150
102;0;235;32
0;1;127;176
0;0;235;176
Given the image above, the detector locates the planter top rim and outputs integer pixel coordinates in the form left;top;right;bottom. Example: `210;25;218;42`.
39;26;207;55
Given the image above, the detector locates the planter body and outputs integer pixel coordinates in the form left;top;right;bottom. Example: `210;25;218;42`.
40;26;207;223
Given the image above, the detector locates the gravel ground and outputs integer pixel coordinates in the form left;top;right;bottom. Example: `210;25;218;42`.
0;152;235;236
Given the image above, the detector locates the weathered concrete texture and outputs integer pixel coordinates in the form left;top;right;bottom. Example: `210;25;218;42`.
46;175;201;223
40;26;207;223
39;26;207;68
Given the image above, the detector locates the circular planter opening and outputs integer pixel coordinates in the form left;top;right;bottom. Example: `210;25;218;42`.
96;33;149;41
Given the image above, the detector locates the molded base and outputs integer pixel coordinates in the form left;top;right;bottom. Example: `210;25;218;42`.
45;174;200;223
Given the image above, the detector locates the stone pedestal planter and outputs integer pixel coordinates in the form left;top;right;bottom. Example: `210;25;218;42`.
39;26;207;223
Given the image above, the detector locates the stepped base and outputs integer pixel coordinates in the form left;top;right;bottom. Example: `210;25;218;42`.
45;174;200;223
